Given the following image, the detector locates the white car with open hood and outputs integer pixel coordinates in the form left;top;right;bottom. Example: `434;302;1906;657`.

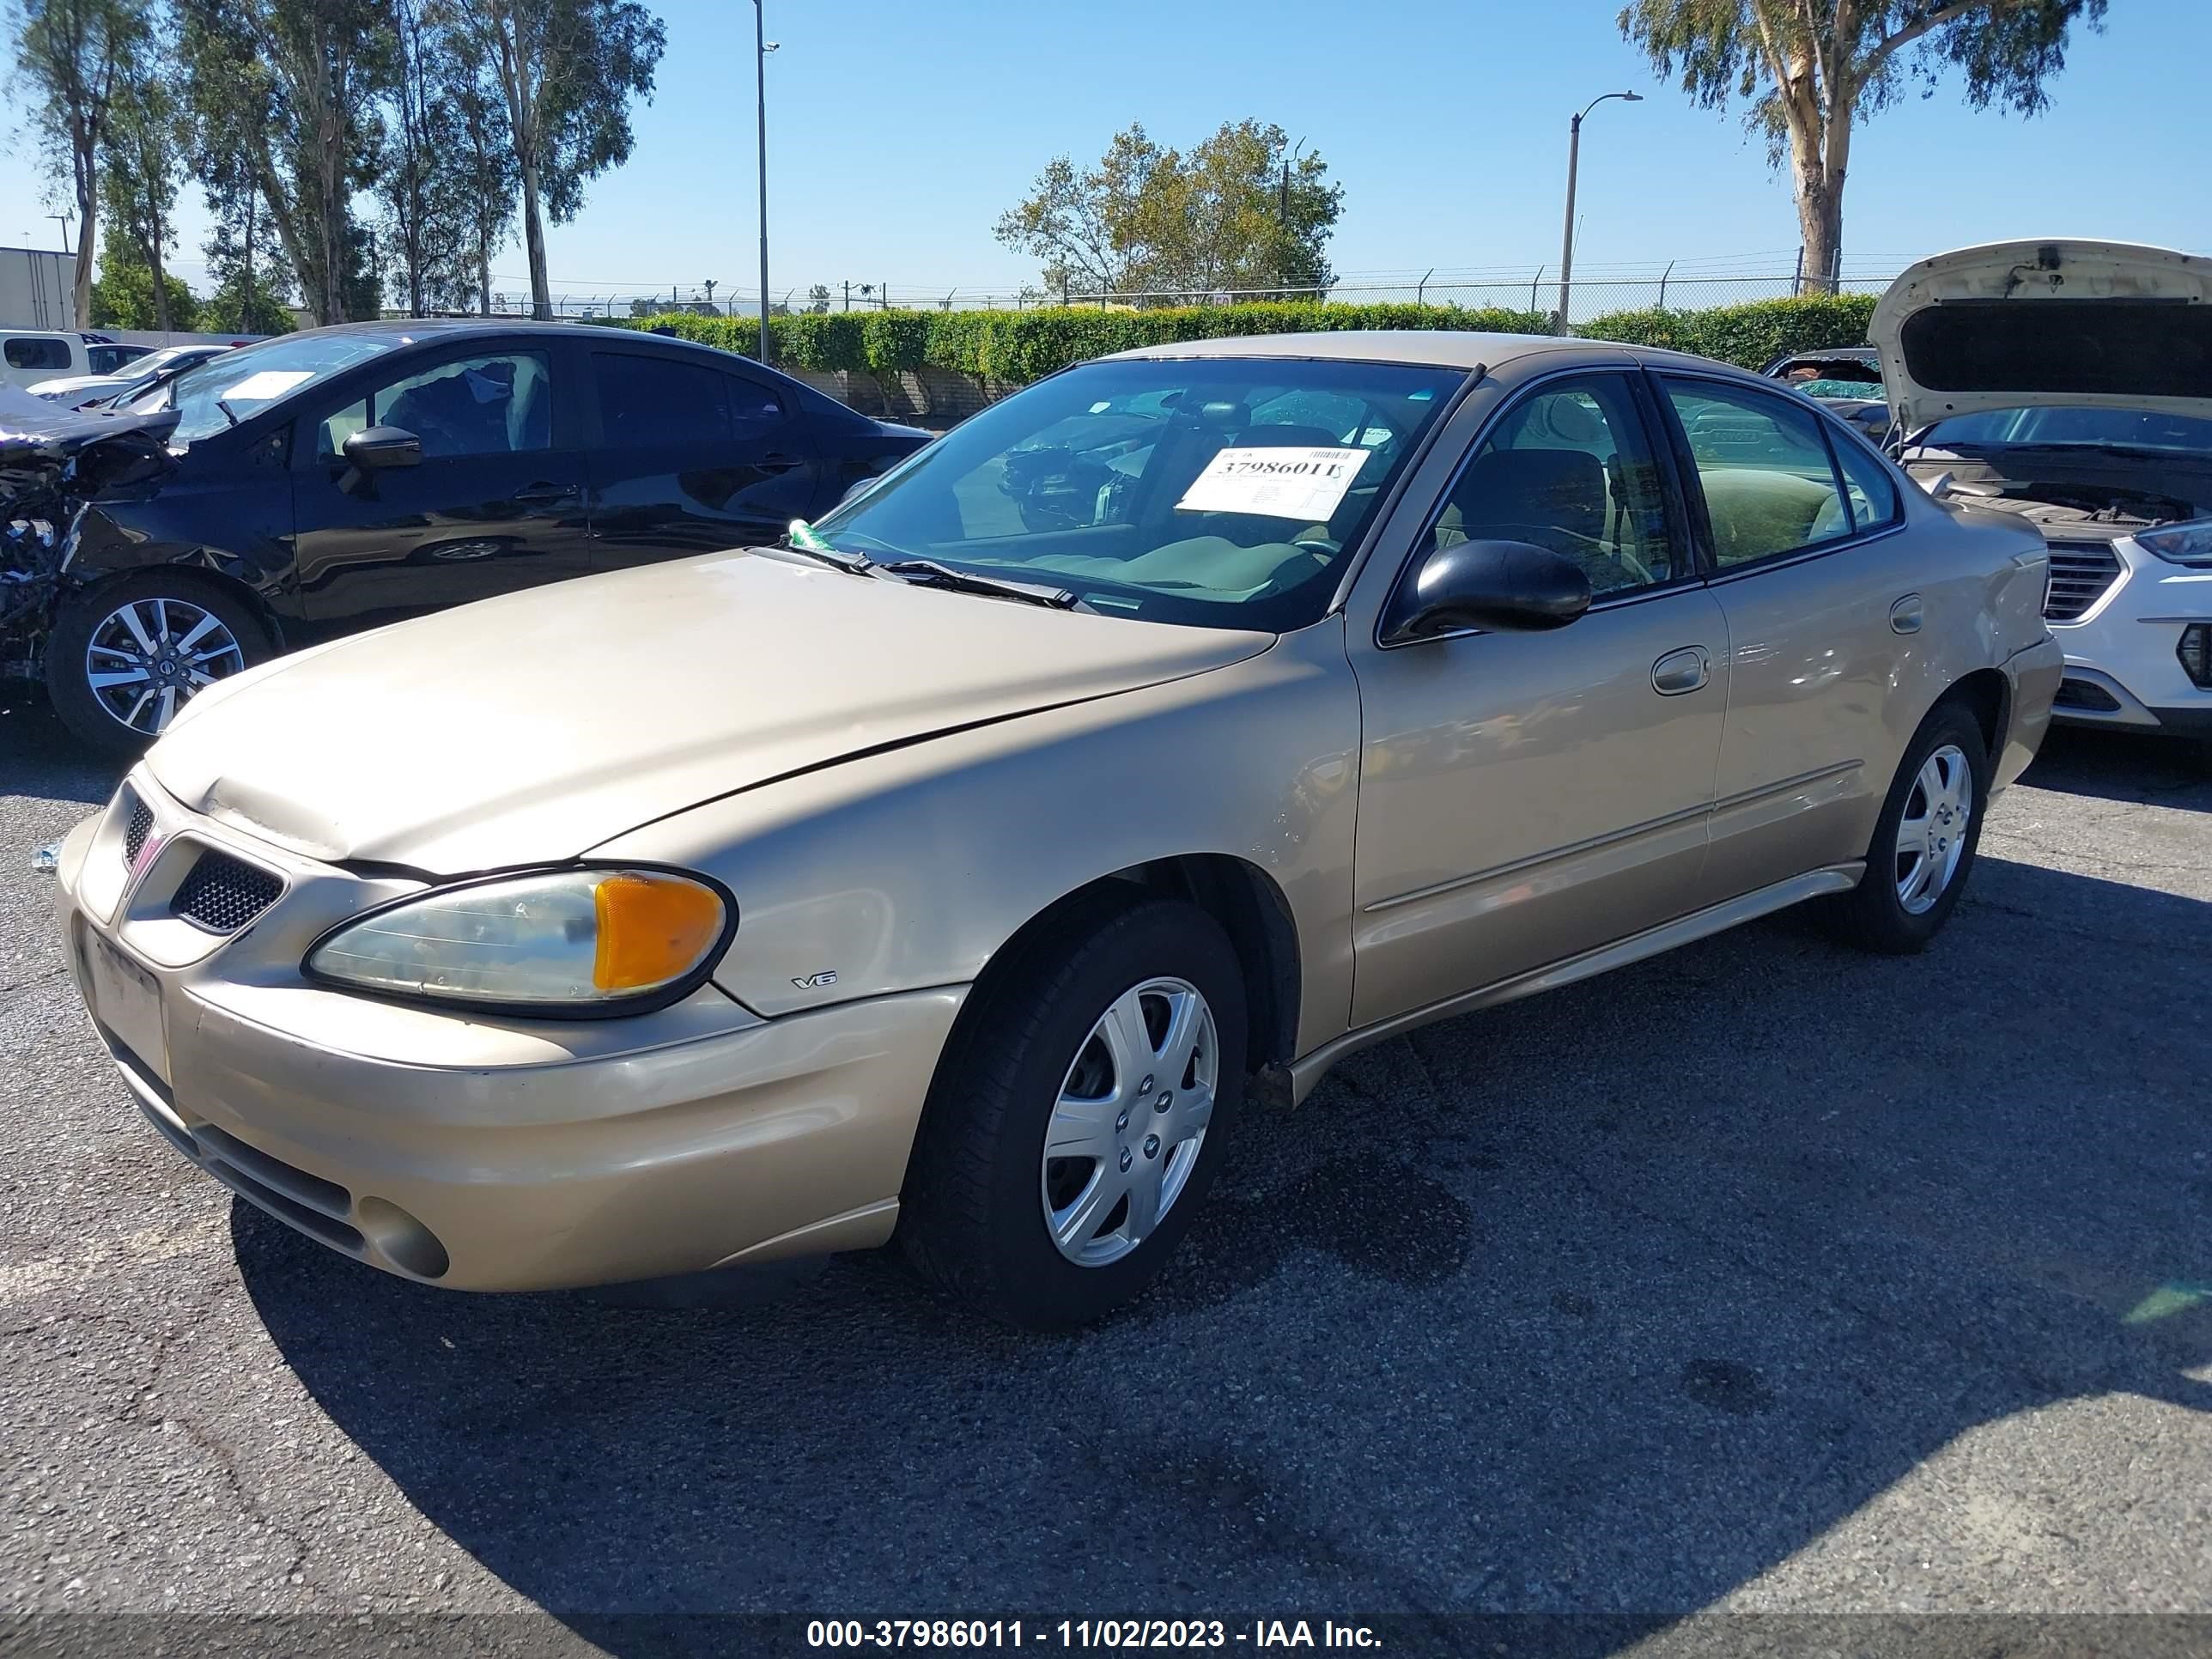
1874;240;2212;743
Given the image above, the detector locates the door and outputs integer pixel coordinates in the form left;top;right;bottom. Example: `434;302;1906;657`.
583;348;825;566
1348;370;1728;1028
1651;374;1917;903
292;345;593;632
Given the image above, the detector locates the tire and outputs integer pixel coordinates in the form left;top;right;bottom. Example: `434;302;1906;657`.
44;572;270;759
1825;702;1990;954
901;895;1249;1331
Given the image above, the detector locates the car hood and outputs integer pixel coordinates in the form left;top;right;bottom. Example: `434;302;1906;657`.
27;374;116;397
0;398;179;498
1869;240;2212;433
144;550;1273;872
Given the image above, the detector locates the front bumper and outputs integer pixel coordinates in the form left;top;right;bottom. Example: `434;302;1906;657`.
52;775;966;1291
2045;538;2212;736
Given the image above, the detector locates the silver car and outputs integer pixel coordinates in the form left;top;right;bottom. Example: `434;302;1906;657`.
52;331;2063;1328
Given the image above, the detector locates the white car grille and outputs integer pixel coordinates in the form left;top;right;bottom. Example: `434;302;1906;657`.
2043;541;2124;623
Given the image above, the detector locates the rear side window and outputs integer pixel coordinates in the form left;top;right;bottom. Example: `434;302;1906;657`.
6;337;71;370
1662;379;1850;568
594;354;732;449
1832;434;1901;532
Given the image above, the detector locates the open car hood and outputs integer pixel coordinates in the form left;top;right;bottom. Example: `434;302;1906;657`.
1869;240;2212;434
0;390;179;497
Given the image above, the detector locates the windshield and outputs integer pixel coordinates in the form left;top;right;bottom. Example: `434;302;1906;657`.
805;356;1462;630
133;345;207;377
1922;405;2212;454
120;332;397;444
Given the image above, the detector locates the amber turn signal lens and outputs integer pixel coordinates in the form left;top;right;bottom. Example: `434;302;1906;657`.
592;872;726;993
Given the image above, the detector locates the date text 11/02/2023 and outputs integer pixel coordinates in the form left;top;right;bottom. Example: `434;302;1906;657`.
806;1620;1383;1648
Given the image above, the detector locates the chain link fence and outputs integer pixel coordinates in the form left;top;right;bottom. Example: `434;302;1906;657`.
454;262;1907;325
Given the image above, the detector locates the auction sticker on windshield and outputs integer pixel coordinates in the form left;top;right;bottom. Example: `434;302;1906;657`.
220;369;316;402
1176;446;1365;521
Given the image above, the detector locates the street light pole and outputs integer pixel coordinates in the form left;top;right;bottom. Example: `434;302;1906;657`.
753;0;775;362
1556;91;1640;334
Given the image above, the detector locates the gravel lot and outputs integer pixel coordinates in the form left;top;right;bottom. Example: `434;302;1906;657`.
3;688;2209;1654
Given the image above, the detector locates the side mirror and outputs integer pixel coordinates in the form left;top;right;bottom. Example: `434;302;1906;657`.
1386;538;1593;642
343;425;422;471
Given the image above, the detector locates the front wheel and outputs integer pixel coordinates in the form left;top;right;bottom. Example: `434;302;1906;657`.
1825;702;1990;954
45;574;270;758
901;896;1249;1331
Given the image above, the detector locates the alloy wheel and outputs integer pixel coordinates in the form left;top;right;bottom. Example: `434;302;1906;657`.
83;597;245;735
1041;976;1218;1267
1894;743;1972;915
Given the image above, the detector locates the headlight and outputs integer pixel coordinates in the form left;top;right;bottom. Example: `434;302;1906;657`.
307;867;732;1013
2136;520;2212;567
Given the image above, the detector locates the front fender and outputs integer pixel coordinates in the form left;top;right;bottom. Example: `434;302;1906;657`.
588;620;1364;1056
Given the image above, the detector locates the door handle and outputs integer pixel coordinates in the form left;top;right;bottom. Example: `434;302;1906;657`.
513;481;580;504
1889;593;1924;635
756;453;805;474
1651;647;1711;696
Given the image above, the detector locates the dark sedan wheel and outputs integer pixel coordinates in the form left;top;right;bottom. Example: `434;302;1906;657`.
46;574;270;757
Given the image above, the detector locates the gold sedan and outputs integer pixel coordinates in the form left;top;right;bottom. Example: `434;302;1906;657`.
53;331;2063;1328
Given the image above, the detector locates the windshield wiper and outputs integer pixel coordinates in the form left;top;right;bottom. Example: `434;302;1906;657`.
775;518;872;574
214;398;240;428
874;558;1083;610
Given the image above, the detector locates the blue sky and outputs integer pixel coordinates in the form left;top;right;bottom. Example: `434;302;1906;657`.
3;0;2204;308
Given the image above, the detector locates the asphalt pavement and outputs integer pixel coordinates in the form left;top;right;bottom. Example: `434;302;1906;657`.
3;689;2209;1657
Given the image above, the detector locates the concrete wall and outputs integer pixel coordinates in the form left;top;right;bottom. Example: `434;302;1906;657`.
787;365;1017;431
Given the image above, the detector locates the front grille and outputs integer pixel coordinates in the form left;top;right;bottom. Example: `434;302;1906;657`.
2044;541;2124;623
122;796;153;866
2053;678;2123;712
170;850;283;933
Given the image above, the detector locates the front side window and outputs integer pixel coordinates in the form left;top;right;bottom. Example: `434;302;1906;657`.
804;356;1462;631
6;337;71;370
1419;374;1680;599
1662;379;1851;568
320;351;552;460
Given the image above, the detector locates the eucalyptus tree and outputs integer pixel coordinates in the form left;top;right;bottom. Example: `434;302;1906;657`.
468;0;665;319
8;0;152;324
1620;0;2109;288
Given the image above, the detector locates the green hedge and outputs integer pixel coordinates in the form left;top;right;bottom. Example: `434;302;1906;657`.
598;301;1549;384
599;290;1880;388
1577;293;1878;367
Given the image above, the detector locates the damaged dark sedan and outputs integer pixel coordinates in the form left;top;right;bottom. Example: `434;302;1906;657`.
2;319;927;755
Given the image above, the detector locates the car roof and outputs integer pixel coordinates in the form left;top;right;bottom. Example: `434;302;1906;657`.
301;317;701;348
1099;328;1758;380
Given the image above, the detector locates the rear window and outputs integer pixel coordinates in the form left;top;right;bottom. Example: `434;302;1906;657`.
5;337;71;371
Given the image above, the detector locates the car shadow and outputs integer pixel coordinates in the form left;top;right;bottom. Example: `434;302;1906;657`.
2020;724;2211;812
237;854;2211;1650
